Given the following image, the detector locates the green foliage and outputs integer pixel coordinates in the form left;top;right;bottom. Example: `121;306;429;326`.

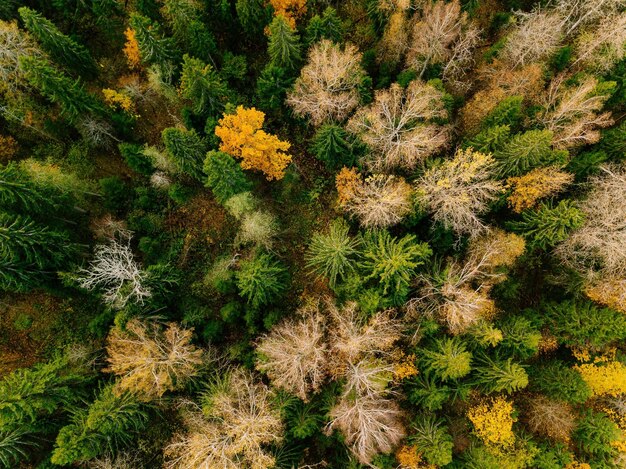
599;120;626;160
236;252;288;308
509;200;585;249
474;355;529;394
283;396;324;440
482;96;523;130
531;361;592;404
359;230;431;301
421;337;472;382
406;372;452;411
465;125;511;153
545;300;626;349
0;163;59;214
119;143;153;176
574;410;620;461
305;7;343;45
236;0;272;36
267;15;302;71
566;150;609;179
18;7;96;77
549;46;573;72
180;54;229;116
162;127;207;180
129;13;176;68
51;386;149;465
493;129;569;178
310;124;355;170
204;150;252;204
256;65;295;111
497;316;541;359
20;56;102;123
0;429;37;468
409;415;454;466
305;218;360;287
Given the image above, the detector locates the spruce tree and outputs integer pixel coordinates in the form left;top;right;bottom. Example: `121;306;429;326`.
267;15;302;71
531;361;592;404
18;7;96;76
20;56;102;123
409;415;454;466
464;125;511;154
179;54;228;116
203;150;252;204
162;127;207;180
305;7;343;45
0;163;48;213
256;65;295;111
421;337;473;382
235;0;271;37
310;124;354;169
236;252;288;308
129;13;176;67
474;356;529;394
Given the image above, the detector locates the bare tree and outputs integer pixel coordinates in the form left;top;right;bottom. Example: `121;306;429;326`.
525;396;575;443
76;233;151;309
340;174;414;228
256;309;328;401
557;164;626;279
164;369;283;469
551;0;626;35
537;74;614;149
502;10;565;68
442;24;481;94
572;12;626;73
105;319;204;401
287;40;365;126
416;148;504;237
347;81;449;171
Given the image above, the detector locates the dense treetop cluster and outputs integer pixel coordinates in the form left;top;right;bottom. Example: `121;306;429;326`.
0;0;626;468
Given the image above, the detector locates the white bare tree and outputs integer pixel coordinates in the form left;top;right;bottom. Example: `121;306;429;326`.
571;12;626;73
550;0;626;35
77;233;151;309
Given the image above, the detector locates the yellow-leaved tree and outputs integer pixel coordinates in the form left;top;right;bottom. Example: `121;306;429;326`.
215;105;292;180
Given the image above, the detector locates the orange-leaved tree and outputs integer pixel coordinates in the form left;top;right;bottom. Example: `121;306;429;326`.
215;105;292;181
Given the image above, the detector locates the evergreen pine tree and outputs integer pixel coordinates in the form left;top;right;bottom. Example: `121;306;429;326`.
162;127;207;180
129;13;176;67
421;337;473;382
574;410;620;461
179;54;228;116
464;125;511;154
0;163;48;213
256;65;295;111
305;7;344;45
20;56;102;123
409;415;454;466
268;15;302;71
531;361;592;404
509;200;585;249
236;252;288;308
474;355;529;394
235;0;271;37
18;7;96;76
203;150;252;204
310;124;354;170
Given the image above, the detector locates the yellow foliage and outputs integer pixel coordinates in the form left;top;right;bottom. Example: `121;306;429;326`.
102;88;136;116
585;278;626;314
565;463;592;469
392;353;419;381
575;360;626;397
0;134;18;162
506;167;574;213
269;0;307;28
215;106;292;180
123;27;141;69
468;396;516;448
396;445;436;469
335;166;362;205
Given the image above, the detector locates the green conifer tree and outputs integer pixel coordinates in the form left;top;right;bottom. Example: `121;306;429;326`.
474;356;529;394
235;0;271;37
409;415;454;466
421;337;473;382
305;6;343;45
267;15;302;71
162;127;207;180
180;54;228;116
129;13;176;67
256;65;295;111
203;150;252;203
18;7;96;76
310;124;354;170
236;252;288;308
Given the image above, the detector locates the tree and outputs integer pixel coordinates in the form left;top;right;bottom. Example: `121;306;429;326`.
408;415;454;466
305;6;343;45
256;64;295;110
557;164;626;279
525;396;575;443
256;309;328;401
128;13;176;69
162;127;207;180
236;0;272;37
215;105;292;180
287;39;366;126
51;385;149;465
377;12;409;68
537;74;614;149
0;20;42;98
501;10;565;68
416;148;504;237
493;129;569;178
236;252;288;308
305;218;360;287
571;11;626;73
545;300;626;349
310;124;354;170
18;7;96;76
164;368;283;468
339;173;413;228
467;396;516;448
573;410;620;461
20;55;102;123
0;162;57;213
506;167;574;213
359;230;431;299
76;234;151;309
509;200;585;249
531;361;592;404
267;15;301;71
179;54;228;116
421;337;472;381
474;356;528;394
346;80;449;171
269;0;307;28
105;319;203;401
236;210;278;248
122;28;141;70
203;150;252;204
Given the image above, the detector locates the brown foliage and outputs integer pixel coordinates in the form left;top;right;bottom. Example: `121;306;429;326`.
525;396;575;443
0;134;18;162
105;319;203;400
287;40;365;126
506;167;574;213
347;80;449;171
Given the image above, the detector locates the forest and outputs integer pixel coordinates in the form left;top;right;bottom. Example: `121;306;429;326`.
0;0;626;467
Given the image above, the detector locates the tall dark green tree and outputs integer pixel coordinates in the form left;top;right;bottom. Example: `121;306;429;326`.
162;127;207;181
310;124;354;170
235;0;271;37
18;7;96;77
203;150;252;203
129;13;177;68
267;15;302;71
305;6;343;45
180;54;228;116
256;65;295;111
20;56;102;123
